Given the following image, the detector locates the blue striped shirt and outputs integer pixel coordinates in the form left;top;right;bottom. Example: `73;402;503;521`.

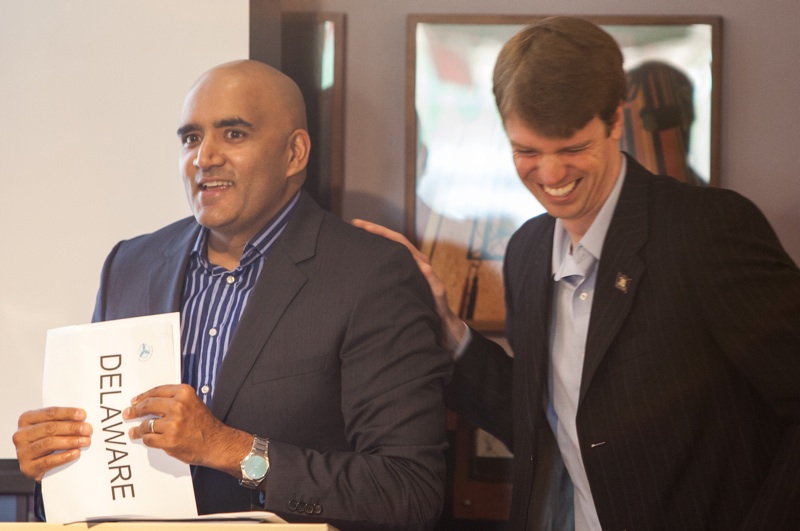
180;192;300;405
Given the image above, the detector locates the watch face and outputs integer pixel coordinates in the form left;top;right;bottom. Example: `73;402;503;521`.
243;454;268;480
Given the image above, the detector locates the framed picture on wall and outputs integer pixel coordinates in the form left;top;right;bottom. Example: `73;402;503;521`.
405;15;721;332
282;12;346;216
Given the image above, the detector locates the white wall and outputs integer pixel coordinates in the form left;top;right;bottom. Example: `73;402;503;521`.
0;0;248;459
285;0;800;265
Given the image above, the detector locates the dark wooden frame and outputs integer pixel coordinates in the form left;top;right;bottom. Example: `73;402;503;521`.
282;12;347;216
406;15;721;333
407;15;721;522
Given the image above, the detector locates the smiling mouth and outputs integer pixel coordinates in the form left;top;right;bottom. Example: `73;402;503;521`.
200;180;233;191
543;179;578;198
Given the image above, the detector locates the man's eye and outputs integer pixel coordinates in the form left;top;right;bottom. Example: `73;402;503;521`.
564;146;588;154
225;130;245;140
182;134;200;146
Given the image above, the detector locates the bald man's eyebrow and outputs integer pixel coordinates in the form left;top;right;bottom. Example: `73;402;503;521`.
177;123;198;137
176;117;254;138
215;117;253;129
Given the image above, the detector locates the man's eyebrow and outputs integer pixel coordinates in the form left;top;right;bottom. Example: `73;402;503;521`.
215;117;253;129
176;123;198;137
561;140;591;151
176;117;254;138
510;141;534;149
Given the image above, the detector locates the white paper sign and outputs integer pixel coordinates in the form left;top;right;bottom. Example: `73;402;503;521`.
41;313;198;523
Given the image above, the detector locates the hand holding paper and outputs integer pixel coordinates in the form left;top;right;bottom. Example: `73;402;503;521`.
13;406;92;482
38;313;198;523
123;383;253;478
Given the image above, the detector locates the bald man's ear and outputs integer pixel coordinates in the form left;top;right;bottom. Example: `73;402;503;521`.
285;129;311;177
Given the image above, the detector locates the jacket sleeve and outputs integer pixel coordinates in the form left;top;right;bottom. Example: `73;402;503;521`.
692;190;800;529
90;240;124;323
259;243;452;530
445;331;514;449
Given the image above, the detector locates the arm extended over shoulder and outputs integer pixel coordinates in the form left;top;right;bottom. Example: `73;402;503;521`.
445;331;514;449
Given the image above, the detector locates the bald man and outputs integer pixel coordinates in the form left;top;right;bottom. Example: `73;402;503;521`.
13;61;450;530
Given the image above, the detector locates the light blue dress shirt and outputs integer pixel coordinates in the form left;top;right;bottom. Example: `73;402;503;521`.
547;156;627;531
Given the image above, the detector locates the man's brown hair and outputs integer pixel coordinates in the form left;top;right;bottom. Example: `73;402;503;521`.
493;16;625;138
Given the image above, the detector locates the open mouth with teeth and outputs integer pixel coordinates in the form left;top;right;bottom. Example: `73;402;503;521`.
200;180;233;191
543;179;579;198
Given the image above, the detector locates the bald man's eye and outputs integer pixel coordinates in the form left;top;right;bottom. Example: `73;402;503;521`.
225;129;246;141
182;133;200;146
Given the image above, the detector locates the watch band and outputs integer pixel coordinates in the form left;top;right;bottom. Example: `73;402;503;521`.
239;435;270;489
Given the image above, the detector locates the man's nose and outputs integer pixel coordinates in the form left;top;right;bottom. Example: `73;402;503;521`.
193;136;223;169
538;155;567;184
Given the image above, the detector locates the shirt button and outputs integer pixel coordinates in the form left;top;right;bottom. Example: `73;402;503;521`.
579;292;589;301
201;385;210;395
226;275;235;284
209;328;218;337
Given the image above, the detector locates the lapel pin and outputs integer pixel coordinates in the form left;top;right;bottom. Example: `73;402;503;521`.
615;273;631;293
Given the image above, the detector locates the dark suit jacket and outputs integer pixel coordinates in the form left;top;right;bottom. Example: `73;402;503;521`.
89;192;451;530
448;156;800;530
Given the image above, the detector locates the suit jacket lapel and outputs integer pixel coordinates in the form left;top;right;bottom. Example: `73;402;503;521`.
579;158;649;404
510;217;555;430
531;233;555;428
211;192;321;420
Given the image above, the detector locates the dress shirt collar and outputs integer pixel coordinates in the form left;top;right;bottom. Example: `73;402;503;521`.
189;190;301;270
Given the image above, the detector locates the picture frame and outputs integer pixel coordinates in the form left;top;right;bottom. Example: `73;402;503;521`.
282;12;346;216
405;15;721;332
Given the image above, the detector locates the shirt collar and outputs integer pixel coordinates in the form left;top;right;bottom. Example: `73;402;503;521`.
190;190;301;268
552;154;627;274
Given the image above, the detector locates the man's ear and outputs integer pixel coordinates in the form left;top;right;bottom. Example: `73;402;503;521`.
609;104;624;141
285;129;311;177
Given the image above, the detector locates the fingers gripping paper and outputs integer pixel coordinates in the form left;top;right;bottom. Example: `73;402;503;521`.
41;313;198;523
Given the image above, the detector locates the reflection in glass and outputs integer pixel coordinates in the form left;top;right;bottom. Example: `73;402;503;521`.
413;20;716;328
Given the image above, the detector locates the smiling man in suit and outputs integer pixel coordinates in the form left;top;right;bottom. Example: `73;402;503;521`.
357;16;800;530
13;60;450;530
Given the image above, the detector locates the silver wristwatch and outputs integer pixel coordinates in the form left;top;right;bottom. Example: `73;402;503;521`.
239;435;270;489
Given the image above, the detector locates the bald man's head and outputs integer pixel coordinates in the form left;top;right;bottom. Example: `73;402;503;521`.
177;60;311;250
187;60;308;131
